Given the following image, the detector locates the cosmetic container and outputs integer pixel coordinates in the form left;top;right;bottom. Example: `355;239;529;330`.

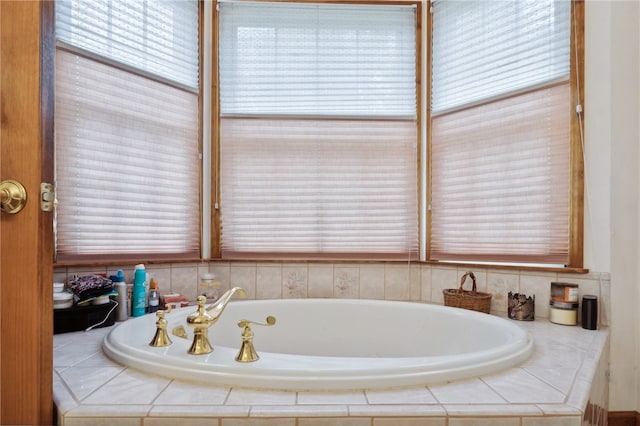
113;269;128;321
549;300;578;325
148;278;160;313
581;295;598;330
132;264;147;317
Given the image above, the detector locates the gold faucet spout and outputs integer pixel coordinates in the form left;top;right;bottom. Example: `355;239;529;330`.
205;286;247;321
185;287;247;355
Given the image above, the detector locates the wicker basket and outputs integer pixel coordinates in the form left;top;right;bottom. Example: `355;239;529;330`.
443;271;492;314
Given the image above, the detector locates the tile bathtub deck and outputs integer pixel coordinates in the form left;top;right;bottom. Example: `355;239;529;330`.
53;316;608;425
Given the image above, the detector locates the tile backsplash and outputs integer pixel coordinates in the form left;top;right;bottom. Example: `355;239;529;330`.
54;262;610;327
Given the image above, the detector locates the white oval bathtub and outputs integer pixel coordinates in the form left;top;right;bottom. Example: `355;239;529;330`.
103;298;533;390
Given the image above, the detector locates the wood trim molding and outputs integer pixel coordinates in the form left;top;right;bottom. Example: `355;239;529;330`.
568;0;585;268
609;411;640;426
0;1;55;424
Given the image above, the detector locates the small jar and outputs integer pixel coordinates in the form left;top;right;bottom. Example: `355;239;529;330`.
53;292;74;310
199;273;220;301
549;300;578;325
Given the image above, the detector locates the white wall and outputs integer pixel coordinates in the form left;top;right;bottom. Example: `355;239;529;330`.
635;0;640;413
584;1;612;274
637;1;640;413
585;0;640;412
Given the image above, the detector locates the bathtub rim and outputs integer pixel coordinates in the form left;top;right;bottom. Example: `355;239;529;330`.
102;298;534;391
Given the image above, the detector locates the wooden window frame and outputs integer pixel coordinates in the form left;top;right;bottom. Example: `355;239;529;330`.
425;0;585;271
210;0;423;261
53;1;205;266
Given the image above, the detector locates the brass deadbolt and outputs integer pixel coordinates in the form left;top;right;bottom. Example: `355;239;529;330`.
0;180;27;214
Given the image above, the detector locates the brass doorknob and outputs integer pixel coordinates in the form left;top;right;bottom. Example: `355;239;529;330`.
0;179;27;214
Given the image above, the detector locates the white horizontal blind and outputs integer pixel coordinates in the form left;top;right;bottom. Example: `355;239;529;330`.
221;118;418;257
56;0;199;90
430;0;572;265
432;0;570;113
219;2;416;118
55;1;200;261
431;85;570;263
219;2;418;259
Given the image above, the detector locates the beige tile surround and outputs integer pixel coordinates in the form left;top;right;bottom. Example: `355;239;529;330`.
54;263;611;327
53;263;610;425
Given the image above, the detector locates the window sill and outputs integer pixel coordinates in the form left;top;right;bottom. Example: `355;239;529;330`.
425;260;589;274
54;256;589;275
54;257;203;269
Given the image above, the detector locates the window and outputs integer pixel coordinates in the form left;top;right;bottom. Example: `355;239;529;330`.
54;0;201;262
53;0;584;268
428;0;583;267
216;1;420;259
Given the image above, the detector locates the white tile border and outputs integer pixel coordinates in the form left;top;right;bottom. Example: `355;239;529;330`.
54;310;608;424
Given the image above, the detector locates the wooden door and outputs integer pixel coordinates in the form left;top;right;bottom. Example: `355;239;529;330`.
0;1;55;424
